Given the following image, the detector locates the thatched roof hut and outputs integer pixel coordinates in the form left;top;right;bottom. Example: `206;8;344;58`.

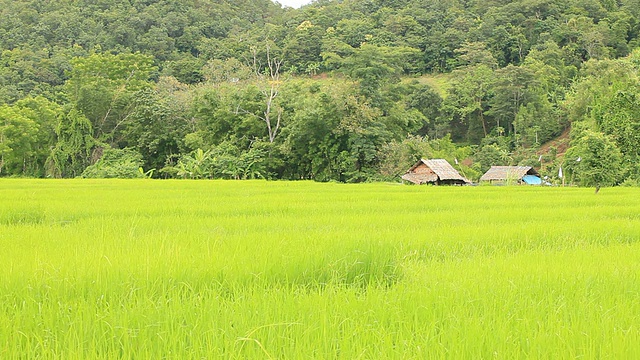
479;166;541;184
401;159;469;185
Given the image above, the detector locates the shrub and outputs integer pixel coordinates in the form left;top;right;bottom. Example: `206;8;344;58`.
81;148;145;179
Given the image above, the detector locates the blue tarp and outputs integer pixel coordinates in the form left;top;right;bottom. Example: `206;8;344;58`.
522;175;542;185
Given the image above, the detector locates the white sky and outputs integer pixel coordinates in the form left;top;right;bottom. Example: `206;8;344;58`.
274;0;313;8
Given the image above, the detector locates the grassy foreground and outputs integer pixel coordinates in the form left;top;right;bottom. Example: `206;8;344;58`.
1;179;640;358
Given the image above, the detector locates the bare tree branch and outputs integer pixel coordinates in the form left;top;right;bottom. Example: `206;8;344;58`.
237;39;285;143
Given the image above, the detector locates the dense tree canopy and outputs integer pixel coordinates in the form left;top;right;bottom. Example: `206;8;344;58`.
0;0;638;185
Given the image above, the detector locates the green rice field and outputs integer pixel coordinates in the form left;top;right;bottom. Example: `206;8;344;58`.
1;179;640;358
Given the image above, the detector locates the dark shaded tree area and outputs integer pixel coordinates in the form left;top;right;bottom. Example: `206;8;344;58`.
0;0;638;185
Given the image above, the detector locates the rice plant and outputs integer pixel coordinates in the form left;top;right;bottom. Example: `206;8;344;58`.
1;179;639;358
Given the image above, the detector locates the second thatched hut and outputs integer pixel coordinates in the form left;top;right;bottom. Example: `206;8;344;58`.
479;166;541;185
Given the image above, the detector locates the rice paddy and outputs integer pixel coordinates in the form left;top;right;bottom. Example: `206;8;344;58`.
1;179;640;358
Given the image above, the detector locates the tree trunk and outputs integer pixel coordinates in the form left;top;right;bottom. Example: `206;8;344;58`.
479;109;487;136
250;41;284;144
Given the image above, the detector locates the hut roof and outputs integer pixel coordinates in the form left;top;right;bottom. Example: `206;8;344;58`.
402;159;469;184
423;159;468;181
479;166;539;181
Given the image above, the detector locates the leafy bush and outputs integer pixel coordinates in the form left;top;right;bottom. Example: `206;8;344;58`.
161;143;267;180
620;178;640;187
564;130;624;189
81;148;145;179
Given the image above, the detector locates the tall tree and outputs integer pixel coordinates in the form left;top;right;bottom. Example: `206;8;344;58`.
14;96;62;176
564;129;624;192
47;107;95;178
244;40;286;143
486;64;536;135
443;64;494;143
0;105;37;175
65;52;156;143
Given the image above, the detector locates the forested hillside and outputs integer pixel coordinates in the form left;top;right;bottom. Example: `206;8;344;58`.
0;0;639;185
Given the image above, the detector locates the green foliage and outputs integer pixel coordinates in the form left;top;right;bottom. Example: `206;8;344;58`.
564;129;624;189
14;96;63;176
0;47;69;103
283;20;324;71
122;80;192;174
596;90;640;178
66;52;156;142
47;107;96;178
81;147;145;179
443;64;493;143
164;148;212;180
0;96;63;176
0;0;639;184
0;105;38;175
162;56;205;85
162;144;267;180
474;143;512;174
486;65;536;135
342;43;419;101
564;57;637;125
563;50;640;182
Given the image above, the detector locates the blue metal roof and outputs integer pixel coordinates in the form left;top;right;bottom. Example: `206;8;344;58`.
522;175;542;185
